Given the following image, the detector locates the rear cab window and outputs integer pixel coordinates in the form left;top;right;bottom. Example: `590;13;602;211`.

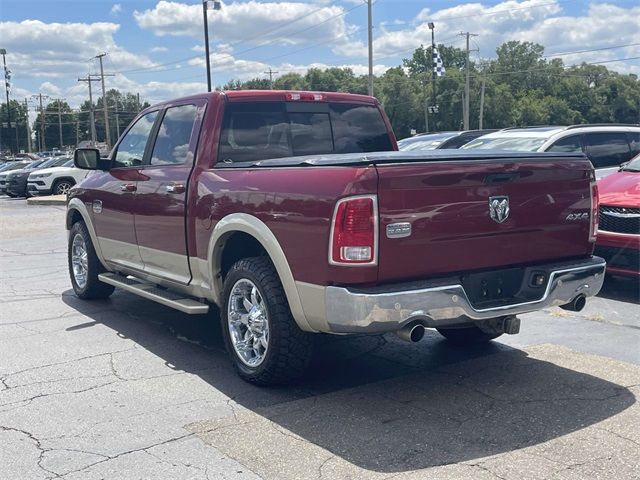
217;101;393;165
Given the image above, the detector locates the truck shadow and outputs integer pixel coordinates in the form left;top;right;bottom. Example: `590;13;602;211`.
598;275;640;305
62;290;636;473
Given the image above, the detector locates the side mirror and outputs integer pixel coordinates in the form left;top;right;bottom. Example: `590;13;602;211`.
74;148;109;170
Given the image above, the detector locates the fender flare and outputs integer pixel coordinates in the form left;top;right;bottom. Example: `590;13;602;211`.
207;213;314;332
66;198;109;270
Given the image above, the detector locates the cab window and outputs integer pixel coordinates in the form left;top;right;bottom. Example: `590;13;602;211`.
148;105;199;166
113;111;158;168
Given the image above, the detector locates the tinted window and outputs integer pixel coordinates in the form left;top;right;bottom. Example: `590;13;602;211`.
585;132;632;168
628;132;640;156
149;105;198;166
547;135;583;153
114;111;158;168
218;102;392;164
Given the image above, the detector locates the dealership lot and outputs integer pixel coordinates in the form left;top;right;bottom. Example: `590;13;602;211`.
1;197;639;480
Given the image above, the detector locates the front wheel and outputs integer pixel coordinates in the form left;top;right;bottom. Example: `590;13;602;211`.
221;256;312;385
68;221;115;300
53;179;74;195
436;324;502;345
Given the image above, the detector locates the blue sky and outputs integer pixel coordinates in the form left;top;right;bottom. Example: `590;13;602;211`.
1;0;639;111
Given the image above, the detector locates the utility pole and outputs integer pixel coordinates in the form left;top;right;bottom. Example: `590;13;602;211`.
263;68;279;89
75;118;79;147
459;31;478;130
367;0;373;96
1;48;15;153
32;93;49;151
479;76;486;130
202;1;222;92
423;79;429;133
24;99;32;153
136;93;141;113
95;53;111;148
57;99;63;149
78;76;99;145
114;96;120;139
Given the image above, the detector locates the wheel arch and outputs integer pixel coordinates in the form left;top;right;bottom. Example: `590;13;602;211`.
66;198;109;270
208;213;314;332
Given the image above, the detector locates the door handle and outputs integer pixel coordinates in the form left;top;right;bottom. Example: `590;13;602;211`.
120;183;136;192
165;183;186;194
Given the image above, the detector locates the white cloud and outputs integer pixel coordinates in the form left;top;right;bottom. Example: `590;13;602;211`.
134;0;355;49
150;46;169;53
39;82;62;97
110;4;122;17
341;1;640;74
0;20;156;78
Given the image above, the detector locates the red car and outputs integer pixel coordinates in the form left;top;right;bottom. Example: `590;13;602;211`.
595;153;640;277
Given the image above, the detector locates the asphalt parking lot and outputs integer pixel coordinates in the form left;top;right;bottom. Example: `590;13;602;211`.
1;196;639;480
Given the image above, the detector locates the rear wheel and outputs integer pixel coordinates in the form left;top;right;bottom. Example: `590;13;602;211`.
436;325;502;345
68;221;115;300
53;179;74;195
221;256;312;385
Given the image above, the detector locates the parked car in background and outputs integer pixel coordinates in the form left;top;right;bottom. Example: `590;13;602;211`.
594;153;640;277
463;125;640;179
27;158;89;196
0;161;32;194
398;130;497;151
5;156;71;198
15;153;41;161
67;90;604;385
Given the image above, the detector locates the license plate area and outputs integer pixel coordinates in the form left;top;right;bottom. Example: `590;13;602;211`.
460;267;543;309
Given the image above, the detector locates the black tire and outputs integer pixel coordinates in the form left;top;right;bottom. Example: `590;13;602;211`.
68;221;115;300
6;192;17;198
436;325;502;345
221;256;312;386
53;179;74;196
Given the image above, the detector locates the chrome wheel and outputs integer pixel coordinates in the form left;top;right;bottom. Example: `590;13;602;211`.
56;182;72;195
227;279;270;367
71;233;88;289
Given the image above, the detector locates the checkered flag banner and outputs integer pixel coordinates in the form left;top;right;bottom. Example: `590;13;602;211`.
433;47;446;77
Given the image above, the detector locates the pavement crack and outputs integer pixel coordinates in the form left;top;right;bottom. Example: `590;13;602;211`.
1;347;136;378
57;432;195;478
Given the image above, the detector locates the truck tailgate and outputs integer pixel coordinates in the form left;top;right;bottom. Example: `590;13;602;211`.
375;157;594;283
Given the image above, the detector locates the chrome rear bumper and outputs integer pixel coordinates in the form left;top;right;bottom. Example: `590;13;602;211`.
325;256;606;334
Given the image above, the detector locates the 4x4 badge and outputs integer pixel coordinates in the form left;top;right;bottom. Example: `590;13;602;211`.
489;196;509;223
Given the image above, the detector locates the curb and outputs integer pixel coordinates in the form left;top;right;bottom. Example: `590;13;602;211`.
27;195;67;206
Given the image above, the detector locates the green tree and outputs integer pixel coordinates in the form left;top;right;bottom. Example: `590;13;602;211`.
1;100;29;153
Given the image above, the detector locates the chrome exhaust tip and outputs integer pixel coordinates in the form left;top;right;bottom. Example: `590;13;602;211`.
560;294;587;312
396;323;426;343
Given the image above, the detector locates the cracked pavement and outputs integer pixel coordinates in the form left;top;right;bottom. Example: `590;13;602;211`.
1;197;639;479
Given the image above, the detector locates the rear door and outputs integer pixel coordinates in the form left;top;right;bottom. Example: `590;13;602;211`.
375;156;595;283
133;100;206;284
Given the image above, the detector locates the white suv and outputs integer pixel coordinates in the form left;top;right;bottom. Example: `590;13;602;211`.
27;158;90;196
463;125;640;179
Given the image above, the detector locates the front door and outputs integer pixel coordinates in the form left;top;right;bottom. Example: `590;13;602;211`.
133;101;205;284
91;110;159;271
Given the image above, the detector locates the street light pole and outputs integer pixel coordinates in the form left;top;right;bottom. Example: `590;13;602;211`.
95;53;111;148
202;1;221;92
367;0;373;96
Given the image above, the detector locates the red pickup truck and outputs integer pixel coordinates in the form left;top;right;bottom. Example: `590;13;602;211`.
68;90;606;385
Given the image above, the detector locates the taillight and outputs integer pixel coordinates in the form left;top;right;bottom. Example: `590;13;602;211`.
589;181;599;242
329;195;378;265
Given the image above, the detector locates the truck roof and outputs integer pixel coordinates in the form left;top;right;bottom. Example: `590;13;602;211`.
147;90;377;110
